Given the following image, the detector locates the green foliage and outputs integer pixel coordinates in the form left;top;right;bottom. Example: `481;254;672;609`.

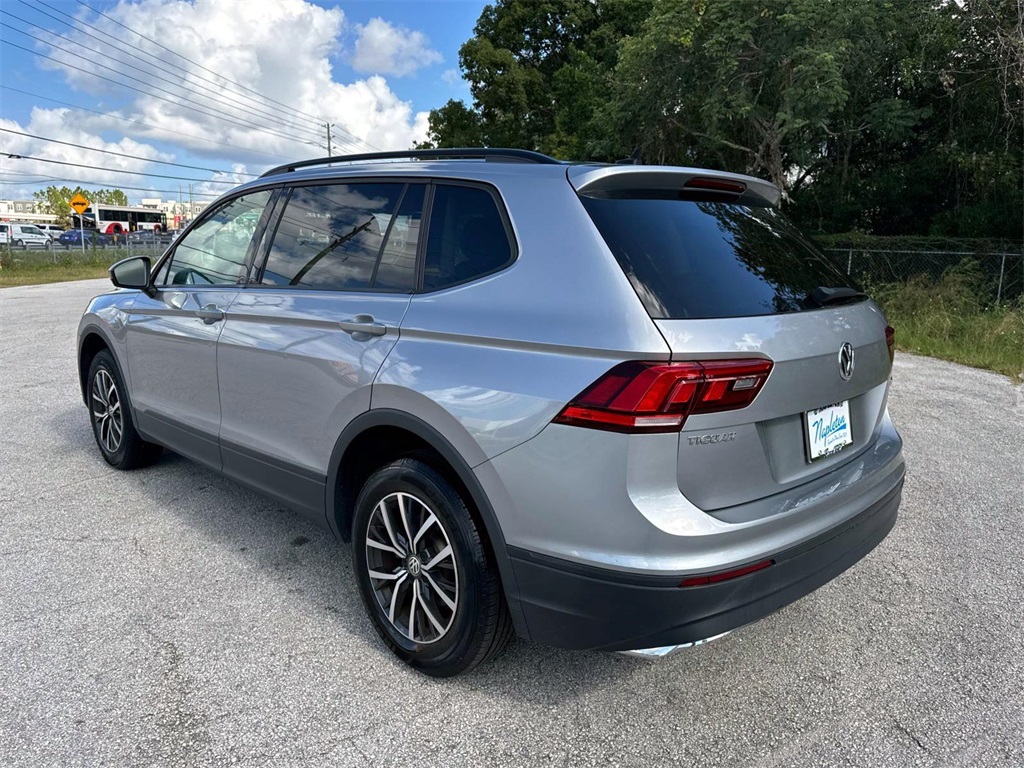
873;264;1024;379
32;185;130;228
423;0;1023;240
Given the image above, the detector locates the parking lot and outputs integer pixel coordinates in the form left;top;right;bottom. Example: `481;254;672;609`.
1;278;1022;767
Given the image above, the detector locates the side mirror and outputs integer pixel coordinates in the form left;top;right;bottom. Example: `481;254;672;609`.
110;256;152;292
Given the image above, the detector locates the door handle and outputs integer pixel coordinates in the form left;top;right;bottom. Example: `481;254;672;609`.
339;314;387;339
196;304;225;325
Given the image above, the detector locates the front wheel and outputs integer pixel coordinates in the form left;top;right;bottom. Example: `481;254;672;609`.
87;350;162;470
352;458;513;677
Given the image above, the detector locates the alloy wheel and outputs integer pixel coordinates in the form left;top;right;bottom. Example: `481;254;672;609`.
91;369;123;454
365;491;459;644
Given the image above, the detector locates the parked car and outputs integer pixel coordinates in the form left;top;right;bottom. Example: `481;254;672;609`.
77;148;904;677
0;223;9;246
127;229;166;245
58;229;112;246
7;222;52;247
38;224;65;238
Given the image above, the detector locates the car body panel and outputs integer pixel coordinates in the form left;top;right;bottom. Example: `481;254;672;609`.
217;288;412;477
125;286;240;469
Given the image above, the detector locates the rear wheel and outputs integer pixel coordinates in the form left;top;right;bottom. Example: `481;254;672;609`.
87;350;162;470
352;458;512;677
13;239;23;247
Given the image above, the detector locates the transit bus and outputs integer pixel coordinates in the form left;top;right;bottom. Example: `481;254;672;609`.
72;205;167;235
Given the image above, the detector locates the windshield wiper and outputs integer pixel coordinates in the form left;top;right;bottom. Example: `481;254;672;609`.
808;286;868;307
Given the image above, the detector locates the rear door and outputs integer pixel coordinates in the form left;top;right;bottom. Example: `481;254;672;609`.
126;189;275;468
215;180;424;521
574;170;893;510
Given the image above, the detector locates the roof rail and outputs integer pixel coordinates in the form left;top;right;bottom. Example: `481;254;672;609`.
260;148;562;178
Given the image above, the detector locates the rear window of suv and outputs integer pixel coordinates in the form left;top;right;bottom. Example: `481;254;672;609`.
580;192;856;319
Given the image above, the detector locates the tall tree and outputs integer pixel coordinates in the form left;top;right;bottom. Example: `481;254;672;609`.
422;0;650;156
422;0;1023;238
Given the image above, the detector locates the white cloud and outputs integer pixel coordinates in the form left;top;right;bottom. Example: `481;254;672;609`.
1;107;174;190
441;68;460;85
33;0;430;171
351;18;443;77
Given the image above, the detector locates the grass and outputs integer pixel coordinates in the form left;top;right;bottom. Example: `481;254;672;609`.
0;247;152;288
872;262;1024;381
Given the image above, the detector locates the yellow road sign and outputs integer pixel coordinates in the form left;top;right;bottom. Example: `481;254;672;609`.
69;193;90;214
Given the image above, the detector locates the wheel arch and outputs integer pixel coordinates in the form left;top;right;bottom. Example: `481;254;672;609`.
326;409;528;636
78;326;116;404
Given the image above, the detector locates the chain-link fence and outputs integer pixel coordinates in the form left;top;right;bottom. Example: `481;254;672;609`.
816;237;1023;307
0;240;165;268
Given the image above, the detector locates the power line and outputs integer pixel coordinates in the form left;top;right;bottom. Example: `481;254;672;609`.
0;128;259;177
1;37;328;150
7;4;337;145
70;0;379;152
0;21;330;147
2;154;241;184
70;0;378;154
27;0;330;136
0;171;222;199
0;85;287;161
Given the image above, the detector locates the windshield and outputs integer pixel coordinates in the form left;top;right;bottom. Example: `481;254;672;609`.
581;194;859;319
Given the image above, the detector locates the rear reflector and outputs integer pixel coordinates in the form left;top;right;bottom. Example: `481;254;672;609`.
683;177;747;194
679;559;774;588
885;325;895;364
553;359;773;433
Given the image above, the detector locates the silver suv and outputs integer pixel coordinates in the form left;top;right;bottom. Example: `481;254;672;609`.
78;149;905;676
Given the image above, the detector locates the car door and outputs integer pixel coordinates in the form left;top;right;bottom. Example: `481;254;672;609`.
216;180;424;523
125;188;275;470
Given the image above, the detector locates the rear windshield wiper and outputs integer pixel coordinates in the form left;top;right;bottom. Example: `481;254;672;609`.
808;286;868;307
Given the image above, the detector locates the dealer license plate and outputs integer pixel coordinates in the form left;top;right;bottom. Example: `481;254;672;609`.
805;401;853;462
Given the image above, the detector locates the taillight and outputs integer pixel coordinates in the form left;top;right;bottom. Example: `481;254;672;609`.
553;359;773;434
885;325;895;364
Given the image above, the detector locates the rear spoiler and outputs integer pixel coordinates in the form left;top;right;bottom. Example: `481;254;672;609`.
567;165;782;207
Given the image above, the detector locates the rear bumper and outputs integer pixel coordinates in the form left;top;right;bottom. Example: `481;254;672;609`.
508;477;902;652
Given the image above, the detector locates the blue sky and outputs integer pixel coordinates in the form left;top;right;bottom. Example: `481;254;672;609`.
0;0;486;204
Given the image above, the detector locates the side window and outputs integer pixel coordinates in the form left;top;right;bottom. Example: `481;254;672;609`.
422;184;513;291
261;183;413;291
158;190;272;286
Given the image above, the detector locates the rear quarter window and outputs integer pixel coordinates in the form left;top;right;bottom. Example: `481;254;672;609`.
421;184;514;291
581;194;856;319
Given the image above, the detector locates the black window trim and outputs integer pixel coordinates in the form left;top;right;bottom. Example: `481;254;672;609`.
150;184;283;289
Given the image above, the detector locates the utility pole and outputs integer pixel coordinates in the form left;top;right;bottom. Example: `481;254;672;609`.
188;184;193;224
326;123;332;156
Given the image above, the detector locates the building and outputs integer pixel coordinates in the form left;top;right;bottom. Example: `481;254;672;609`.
0;199;57;225
139;198;209;229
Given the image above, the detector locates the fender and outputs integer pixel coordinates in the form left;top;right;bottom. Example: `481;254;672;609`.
78;323;125;402
325;408;528;636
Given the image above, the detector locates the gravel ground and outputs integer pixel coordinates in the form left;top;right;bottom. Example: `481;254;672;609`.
1;278;1022;768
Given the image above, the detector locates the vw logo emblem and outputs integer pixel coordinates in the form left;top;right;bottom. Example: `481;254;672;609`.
406;555;422;577
838;342;855;381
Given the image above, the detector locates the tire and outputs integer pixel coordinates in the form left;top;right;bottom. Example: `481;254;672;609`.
13;239;23;247
86;349;162;470
352;458;513;677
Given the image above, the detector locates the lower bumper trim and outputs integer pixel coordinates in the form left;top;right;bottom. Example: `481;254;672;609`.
509;477;903;652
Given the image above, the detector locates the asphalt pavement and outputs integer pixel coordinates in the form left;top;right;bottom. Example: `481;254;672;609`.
1;278;1022;767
